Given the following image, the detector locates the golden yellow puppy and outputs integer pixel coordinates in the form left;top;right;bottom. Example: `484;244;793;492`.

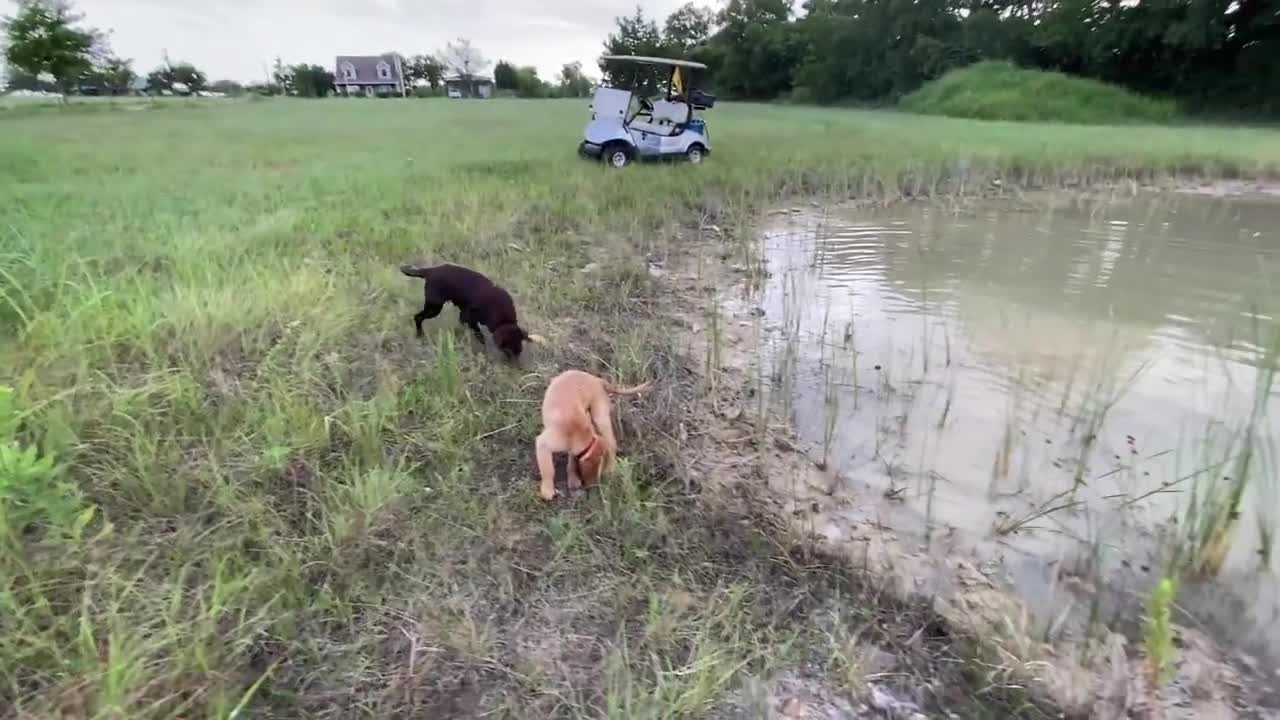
535;370;652;500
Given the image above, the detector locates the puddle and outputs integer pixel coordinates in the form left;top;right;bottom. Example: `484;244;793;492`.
745;193;1280;668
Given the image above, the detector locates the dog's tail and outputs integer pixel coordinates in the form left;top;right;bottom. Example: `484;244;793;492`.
400;263;431;279
602;379;653;397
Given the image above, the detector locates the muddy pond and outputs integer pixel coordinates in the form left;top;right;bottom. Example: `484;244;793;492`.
741;192;1279;667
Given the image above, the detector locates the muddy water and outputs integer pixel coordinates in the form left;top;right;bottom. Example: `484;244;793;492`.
750;193;1280;664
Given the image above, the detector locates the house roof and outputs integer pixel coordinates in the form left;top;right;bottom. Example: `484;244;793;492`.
335;54;402;84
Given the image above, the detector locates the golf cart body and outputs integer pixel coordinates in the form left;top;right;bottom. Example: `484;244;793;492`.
579;55;716;167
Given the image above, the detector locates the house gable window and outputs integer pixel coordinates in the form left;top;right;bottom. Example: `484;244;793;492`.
376;61;391;80
341;62;357;81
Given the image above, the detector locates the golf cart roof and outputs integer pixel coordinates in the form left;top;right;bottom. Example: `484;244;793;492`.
600;55;707;70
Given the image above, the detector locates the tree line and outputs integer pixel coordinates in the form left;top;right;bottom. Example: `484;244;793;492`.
1;0;239;96
602;0;1279;113
491;60;593;98
2;1;597;100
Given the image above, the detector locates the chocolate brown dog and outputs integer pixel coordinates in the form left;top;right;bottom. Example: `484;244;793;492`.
400;263;543;360
535;370;653;500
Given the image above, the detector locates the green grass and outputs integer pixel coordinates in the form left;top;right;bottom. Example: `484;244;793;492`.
0;94;212;117
1143;577;1177;688
3;97;1280;718
900;61;1181;125
1174;322;1279;579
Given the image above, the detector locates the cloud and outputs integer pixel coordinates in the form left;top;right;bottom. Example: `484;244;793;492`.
76;0;700;82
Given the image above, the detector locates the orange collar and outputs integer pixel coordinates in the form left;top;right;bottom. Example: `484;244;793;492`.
576;436;599;460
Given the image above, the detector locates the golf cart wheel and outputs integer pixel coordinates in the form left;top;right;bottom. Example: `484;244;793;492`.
603;144;631;169
686;144;707;164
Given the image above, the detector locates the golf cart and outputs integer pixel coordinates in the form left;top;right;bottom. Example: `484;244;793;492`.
578;55;717;168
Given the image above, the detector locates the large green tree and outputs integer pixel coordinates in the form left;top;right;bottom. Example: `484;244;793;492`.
2;0;97;98
146;61;206;93
710;0;801;99
404;54;444;89
557;61;593;98
598;0;1278;113
289;64;334;97
96;55;134;93
79;53;134;94
513;65;547;98
663;3;715;54
599;7;666;90
493;60;518;90
792;0;971;101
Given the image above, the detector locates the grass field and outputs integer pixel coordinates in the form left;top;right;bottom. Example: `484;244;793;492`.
3;97;1280;718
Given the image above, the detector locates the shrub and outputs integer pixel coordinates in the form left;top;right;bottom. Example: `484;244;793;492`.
0;386;91;544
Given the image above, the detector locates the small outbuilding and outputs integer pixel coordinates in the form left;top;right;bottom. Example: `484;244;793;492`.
444;74;493;99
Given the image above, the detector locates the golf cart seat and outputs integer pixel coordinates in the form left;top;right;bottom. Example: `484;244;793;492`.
629;99;690;136
652;99;690;125
689;89;716;110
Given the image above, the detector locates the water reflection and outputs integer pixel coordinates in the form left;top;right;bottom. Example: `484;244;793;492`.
755;193;1279;663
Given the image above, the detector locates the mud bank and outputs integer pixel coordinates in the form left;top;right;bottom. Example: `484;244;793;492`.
652;207;1278;719
1164;179;1280;199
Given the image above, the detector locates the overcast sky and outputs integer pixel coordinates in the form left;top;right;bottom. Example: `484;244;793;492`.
75;0;700;83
